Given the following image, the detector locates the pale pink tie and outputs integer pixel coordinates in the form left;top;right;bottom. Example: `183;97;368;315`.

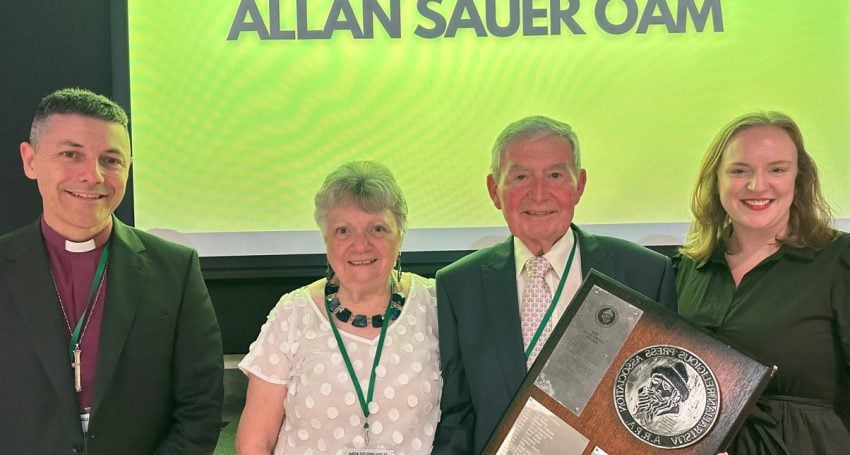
521;256;553;368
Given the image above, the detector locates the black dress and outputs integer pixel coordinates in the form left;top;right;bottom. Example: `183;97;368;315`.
673;233;850;454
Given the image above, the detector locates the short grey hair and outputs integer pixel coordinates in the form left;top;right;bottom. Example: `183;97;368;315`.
314;160;408;235
30;87;129;146
490;115;581;178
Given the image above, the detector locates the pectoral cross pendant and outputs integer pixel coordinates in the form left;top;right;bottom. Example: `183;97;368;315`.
72;344;82;392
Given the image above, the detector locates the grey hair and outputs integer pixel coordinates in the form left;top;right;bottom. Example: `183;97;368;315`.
490;115;581;178
314;160;408;235
30;87;129;146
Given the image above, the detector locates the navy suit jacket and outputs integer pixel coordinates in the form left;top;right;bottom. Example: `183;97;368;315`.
0;219;223;455
433;225;677;454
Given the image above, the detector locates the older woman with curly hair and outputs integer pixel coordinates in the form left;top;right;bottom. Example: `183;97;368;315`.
236;161;441;454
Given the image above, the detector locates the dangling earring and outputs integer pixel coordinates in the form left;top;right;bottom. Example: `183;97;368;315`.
395;253;402;283
326;262;335;282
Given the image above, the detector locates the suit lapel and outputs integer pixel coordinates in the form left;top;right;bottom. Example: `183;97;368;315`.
3;222;79;412
481;237;527;395
575;225;612;278
92;219;146;415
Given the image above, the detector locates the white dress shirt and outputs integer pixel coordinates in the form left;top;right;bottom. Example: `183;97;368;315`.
513;227;584;328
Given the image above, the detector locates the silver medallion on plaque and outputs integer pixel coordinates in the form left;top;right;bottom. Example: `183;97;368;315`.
613;345;720;449
595;306;617;327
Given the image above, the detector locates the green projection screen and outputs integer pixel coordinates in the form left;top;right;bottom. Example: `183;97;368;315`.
123;1;850;257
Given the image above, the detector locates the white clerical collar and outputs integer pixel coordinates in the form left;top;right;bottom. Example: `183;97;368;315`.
65;238;97;253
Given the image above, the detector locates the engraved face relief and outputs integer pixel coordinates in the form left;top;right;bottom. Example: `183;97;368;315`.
613;346;720;449
635;362;690;425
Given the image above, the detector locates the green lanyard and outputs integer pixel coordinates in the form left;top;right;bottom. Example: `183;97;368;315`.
67;242;111;361
324;281;394;442
524;231;578;360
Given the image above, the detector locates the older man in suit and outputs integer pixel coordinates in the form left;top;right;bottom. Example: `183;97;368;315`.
433;115;677;454
0;88;223;454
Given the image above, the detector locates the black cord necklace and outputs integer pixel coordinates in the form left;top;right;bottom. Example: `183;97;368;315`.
325;279;406;328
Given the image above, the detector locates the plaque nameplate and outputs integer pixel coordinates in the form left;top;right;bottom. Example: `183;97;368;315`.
496;396;589;455
535;285;642;417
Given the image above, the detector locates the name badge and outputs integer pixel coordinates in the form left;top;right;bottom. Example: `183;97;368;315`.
343;448;394;455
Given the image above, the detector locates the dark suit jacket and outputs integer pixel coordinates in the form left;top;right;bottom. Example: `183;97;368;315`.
433;226;677;454
0;219;223;455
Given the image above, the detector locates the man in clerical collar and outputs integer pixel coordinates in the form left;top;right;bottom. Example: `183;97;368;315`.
433;115;678;455
0;88;224;454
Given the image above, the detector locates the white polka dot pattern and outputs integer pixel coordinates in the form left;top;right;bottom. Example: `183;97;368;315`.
320;383;332;396
368;401;380;414
238;275;441;454
424;423;435;436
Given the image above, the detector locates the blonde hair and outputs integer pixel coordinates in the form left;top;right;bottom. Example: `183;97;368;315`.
680;111;837;260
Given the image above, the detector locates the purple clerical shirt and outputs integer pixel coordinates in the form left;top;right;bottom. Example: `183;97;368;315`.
41;219;108;412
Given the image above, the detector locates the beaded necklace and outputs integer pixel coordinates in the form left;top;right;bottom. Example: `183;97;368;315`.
324;278;405;328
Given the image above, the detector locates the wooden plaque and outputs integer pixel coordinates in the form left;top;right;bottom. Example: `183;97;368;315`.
484;270;776;455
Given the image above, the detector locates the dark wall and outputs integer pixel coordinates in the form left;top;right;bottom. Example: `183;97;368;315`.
0;0;116;235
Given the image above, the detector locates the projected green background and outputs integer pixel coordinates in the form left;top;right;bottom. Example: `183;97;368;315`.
128;1;849;241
